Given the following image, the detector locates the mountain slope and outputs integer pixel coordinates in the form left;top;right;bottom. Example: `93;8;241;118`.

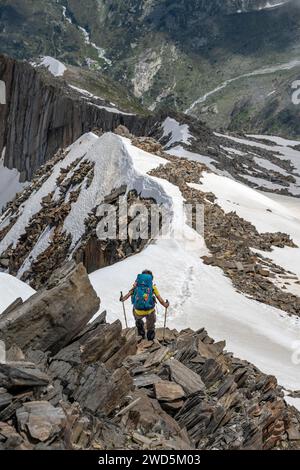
0;126;300;396
1;265;299;450
88;135;300;392
2;1;300;136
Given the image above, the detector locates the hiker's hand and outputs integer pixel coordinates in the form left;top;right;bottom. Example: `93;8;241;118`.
165;300;170;308
120;294;124;302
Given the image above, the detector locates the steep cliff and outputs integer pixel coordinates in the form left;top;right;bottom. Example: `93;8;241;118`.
0;54;154;180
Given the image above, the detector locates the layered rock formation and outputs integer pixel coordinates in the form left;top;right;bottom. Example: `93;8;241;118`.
0;262;100;354
0;263;299;450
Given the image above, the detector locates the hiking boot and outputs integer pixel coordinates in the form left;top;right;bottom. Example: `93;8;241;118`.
147;329;155;341
136;320;145;339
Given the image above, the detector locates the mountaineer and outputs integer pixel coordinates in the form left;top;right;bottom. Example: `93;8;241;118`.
120;270;169;341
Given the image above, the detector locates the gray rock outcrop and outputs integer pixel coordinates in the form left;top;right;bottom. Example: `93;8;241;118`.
0;262;100;354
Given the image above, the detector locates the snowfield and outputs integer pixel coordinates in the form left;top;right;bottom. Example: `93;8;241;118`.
0;154;26;211
165;124;300;196
89;135;300;392
192;172;300;295
0;273;35;314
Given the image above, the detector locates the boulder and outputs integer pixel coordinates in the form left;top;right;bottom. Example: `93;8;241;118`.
144;346;169;368
165;359;205;395
73;365;133;416
156;328;178;343
6;345;25;362
0;263;100;354
0;421;26;450
287;423;300;441
114;125;131;137
81;321;123;364
16;401;66;442
105;335;138;370
154;381;185;402
0;363;49;391
124;389;192;447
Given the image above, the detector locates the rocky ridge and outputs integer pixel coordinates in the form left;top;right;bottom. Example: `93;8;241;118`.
1;50;300;200
0;262;299;450
0;128;161;289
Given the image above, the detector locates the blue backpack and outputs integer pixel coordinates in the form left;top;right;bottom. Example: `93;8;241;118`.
132;273;155;311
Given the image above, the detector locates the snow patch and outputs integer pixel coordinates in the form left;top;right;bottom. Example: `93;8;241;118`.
216;133;300;195
0;273;35;314
166;146;233;178
68;85;134;115
195;172;300;280
161;118;195;149
0;154;27;212
37;56;66;77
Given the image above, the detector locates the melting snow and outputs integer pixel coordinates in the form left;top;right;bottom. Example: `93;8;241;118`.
196;171;300;283
253;156;291;176
216;133;300;195
166;146;233;178
68;85;134;115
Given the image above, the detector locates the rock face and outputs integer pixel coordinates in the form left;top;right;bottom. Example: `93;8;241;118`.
0;54;154;181
0;262;100;354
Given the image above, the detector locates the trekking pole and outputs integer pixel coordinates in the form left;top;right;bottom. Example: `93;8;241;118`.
163;300;169;341
120;291;128;329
